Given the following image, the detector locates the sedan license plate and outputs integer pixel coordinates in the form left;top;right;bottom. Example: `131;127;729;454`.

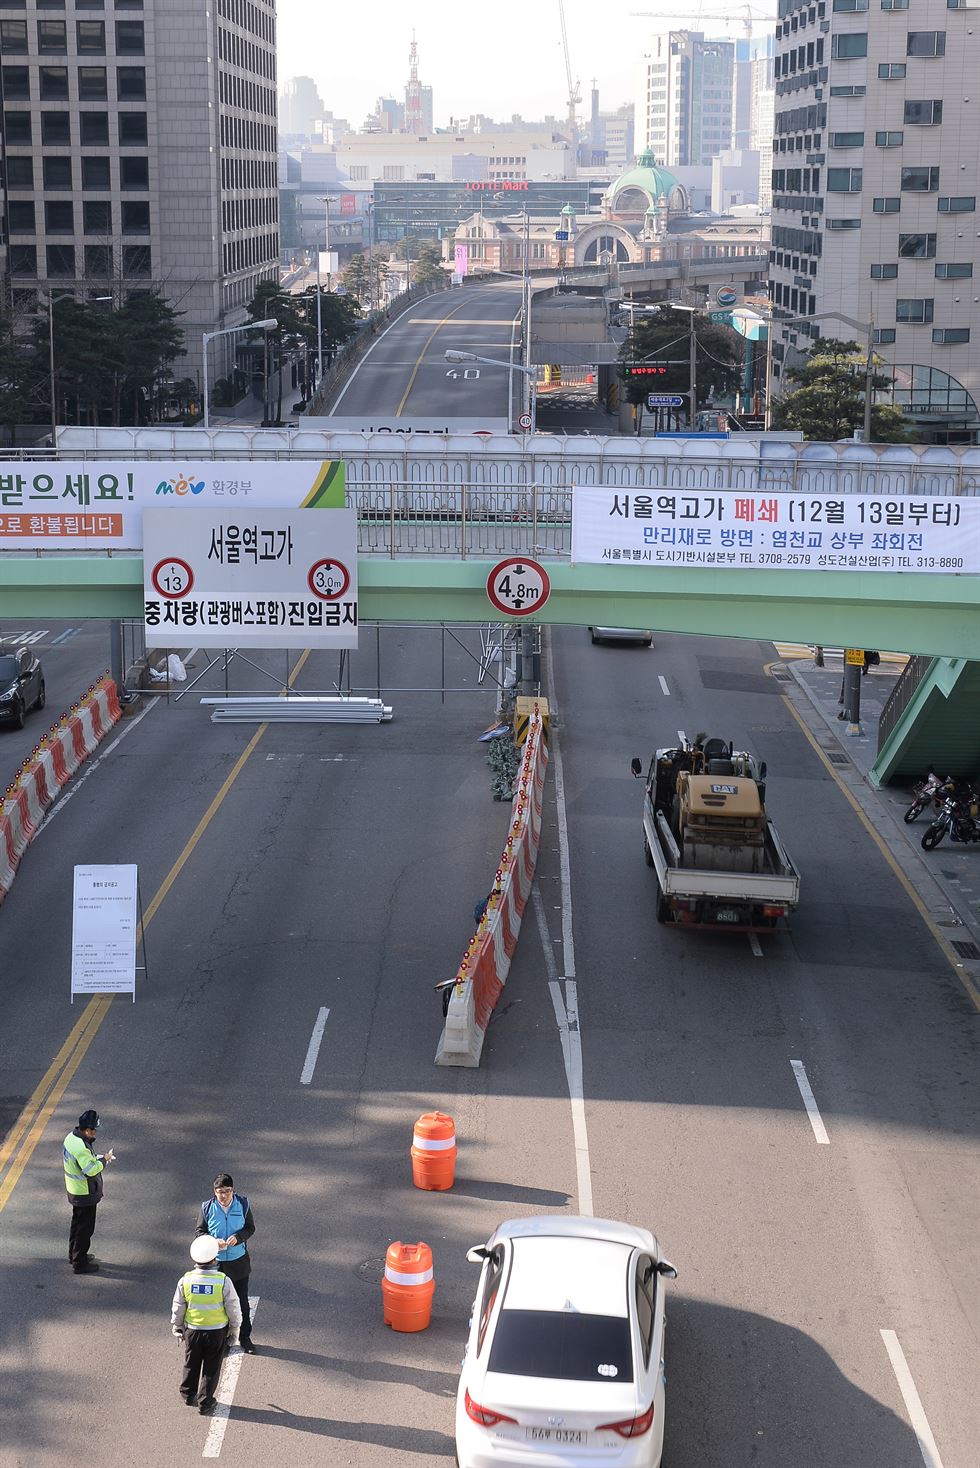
716;908;739;923
526;1427;591;1446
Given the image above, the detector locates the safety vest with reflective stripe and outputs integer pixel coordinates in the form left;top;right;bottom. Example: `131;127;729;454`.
181;1270;228;1329
63;1130;104;1198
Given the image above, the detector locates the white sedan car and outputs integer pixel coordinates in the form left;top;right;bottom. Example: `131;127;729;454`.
455;1215;676;1468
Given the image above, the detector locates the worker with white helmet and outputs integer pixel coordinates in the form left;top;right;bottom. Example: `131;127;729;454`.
171;1235;242;1414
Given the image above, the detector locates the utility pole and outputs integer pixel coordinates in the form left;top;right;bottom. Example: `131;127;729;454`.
688;314;697;428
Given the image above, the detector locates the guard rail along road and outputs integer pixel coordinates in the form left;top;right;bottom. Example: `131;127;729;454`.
435;709;549;1068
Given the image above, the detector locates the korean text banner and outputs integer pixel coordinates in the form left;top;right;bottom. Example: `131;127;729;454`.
143;507;358;650
570;486;979;574
0;460;345;550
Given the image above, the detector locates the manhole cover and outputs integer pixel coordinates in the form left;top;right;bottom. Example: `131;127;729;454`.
951;940;980;961
355;1257;386;1284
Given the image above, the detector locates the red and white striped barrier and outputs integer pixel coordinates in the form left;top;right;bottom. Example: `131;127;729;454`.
0;678;122;904
436;710;549;1067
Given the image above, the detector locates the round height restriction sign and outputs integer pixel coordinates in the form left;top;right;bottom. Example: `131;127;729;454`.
308;559;351;600
486;557;551;617
151;557;194;599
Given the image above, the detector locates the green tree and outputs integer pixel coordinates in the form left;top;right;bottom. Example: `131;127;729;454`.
772;337;908;442
341;253;371;304
0;309;42;441
299;286;361;357
619;306;742;425
408;240;447;292
245;281;316;421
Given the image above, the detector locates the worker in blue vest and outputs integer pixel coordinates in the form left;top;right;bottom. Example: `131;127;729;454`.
62;1109;115;1273
196;1173;256;1353
172;1235;241;1413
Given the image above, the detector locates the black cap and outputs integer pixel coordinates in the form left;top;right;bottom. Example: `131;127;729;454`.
78;1110;100;1129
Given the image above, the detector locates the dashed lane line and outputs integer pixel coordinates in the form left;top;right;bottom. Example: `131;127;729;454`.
880;1329;946;1468
299;1007;330;1085
790;1059;830;1145
202;1298;260;1459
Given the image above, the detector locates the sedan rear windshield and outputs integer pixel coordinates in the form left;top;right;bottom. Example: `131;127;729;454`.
488;1310;633;1383
0;656;19;682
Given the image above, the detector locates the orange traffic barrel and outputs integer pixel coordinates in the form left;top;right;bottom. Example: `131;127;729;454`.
411;1111;457;1191
382;1241;434;1332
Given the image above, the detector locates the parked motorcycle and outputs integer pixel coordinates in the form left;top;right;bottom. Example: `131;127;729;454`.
921;790;980;850
903;769;943;823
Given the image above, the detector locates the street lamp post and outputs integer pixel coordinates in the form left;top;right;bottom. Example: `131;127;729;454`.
445;349;536;434
202;318;277;430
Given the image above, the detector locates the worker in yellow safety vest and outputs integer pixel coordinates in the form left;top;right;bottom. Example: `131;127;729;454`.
171;1235;242;1414
63;1109;115;1274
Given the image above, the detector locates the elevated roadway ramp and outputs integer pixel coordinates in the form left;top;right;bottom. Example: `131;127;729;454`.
872;656;980;787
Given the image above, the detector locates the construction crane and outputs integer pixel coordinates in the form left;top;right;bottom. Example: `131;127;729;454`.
557;0;581;143
630;5;776;39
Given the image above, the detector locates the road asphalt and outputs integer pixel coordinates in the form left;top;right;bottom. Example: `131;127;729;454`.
0;624;975;1467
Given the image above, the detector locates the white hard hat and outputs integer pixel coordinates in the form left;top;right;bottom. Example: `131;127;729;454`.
190;1235;221;1264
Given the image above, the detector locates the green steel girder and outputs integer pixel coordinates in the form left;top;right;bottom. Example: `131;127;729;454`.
1;555;978;659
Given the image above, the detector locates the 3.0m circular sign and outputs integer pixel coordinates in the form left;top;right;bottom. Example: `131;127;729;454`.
486;557;551;617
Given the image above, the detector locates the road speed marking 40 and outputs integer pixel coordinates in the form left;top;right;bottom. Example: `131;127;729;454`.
486;557;551;617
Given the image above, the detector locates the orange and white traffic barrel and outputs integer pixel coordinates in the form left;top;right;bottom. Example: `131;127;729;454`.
411;1111;457;1191
382;1241;434;1332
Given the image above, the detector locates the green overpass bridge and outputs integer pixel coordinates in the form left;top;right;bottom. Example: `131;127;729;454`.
1;428;978;783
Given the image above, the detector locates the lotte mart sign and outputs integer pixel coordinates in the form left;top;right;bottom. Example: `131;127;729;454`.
571;487;980;574
143;507;358;649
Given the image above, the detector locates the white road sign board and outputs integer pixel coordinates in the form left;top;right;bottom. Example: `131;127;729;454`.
143;507;358;648
71;864;138;1000
571;486;980;574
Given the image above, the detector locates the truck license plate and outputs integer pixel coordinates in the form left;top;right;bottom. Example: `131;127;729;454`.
716;908;739;923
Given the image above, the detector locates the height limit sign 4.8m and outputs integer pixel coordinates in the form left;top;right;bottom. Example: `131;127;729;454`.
486;557;551;617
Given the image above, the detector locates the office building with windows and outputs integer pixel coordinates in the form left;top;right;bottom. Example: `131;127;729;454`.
769;0;979;441
635;31;735;167
0;0;279;389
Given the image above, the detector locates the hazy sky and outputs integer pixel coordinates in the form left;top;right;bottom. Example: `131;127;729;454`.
276;0;754;128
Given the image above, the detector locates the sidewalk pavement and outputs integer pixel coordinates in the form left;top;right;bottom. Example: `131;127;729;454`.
776;649;980;1004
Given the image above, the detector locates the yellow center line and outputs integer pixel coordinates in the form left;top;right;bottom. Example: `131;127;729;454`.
395;298;484;417
0;648;313;1213
769;664;980;1011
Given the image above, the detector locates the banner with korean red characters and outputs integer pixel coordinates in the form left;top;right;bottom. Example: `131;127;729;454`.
571;486;980;575
0;460;345;550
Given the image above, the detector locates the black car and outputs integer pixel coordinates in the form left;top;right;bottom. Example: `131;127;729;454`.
0;647;45;729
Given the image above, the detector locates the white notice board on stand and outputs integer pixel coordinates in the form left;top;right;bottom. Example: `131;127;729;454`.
70;865;141;1001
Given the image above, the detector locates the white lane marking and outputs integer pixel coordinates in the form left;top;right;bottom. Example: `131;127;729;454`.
790;1059;830;1144
532;888;559;984
880;1330;946;1468
547;979;594;1217
549;719;576;980
34;698;156;836
202;1297;260;1459
748;932;763;957
299;1007;330;1084
658;675;670;696
677;729;687;745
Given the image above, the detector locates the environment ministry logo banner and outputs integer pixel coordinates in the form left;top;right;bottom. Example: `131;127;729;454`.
570;485;979;575
0;460;345;550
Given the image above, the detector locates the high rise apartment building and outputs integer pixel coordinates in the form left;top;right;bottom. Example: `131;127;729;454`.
635;31;735;167
0;0;279;386
769;0;979;441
